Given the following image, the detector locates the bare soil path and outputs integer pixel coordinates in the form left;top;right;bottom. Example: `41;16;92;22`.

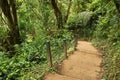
43;41;102;80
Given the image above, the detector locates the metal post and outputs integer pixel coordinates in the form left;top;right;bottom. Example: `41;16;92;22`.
63;39;67;59
46;40;52;67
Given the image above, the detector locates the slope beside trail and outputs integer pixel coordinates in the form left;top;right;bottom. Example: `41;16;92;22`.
43;41;102;80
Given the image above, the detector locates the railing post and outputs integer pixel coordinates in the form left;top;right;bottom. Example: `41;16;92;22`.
46;40;52;68
74;34;78;50
63;39;67;59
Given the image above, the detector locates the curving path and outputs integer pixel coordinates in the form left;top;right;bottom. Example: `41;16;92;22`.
43;41;102;80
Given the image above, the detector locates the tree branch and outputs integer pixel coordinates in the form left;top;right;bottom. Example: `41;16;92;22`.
64;0;72;23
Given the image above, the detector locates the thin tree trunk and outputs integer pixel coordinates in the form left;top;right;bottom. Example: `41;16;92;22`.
51;0;63;29
64;0;72;23
9;0;21;45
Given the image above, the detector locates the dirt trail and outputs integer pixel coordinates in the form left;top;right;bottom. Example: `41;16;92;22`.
43;41;102;80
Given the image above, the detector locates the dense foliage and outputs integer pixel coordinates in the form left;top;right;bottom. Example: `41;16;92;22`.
0;0;120;80
0;0;74;79
91;1;120;80
67;0;120;79
0;30;73;79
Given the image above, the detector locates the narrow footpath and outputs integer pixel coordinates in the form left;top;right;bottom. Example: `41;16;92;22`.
43;41;102;80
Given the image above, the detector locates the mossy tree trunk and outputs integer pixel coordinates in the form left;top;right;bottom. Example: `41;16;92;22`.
0;0;21;54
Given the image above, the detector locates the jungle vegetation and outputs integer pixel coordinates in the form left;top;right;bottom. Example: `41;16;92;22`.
0;0;120;80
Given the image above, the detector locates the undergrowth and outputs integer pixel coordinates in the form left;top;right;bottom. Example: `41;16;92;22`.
0;30;74;80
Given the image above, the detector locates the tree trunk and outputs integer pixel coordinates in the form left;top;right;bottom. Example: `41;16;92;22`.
0;0;21;53
64;0;72;23
51;0;63;29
